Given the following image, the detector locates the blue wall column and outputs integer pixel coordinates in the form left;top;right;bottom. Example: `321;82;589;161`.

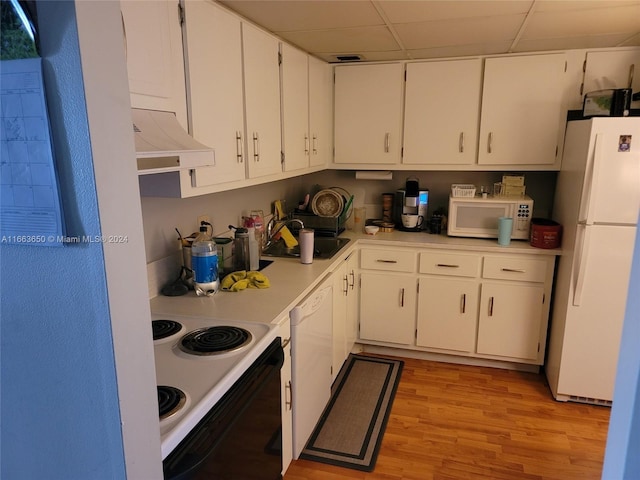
603;210;640;479
0;2;126;478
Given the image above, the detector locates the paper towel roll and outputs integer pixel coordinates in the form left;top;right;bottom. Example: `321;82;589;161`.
299;229;314;264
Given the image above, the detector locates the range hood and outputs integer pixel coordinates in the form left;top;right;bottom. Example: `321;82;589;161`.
132;108;215;175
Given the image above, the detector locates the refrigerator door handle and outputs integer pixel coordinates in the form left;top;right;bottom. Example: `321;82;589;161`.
573;225;591;306
582;134;605;225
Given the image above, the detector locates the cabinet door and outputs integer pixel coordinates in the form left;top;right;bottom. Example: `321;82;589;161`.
478;54;567;166
331;251;358;380
182;0;246;187
278;319;293;475
242;23;282;178
309;56;333;168
359;272;415;345
477;282;544;360
416;277;479;353
334;63;404;164
281;44;310;172
583;49;640;103
331;261;349;381
345;251;359;354
122;0;187;127
403;59;482;165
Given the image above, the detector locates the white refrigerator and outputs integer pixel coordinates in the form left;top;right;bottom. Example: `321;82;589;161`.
546;117;640;404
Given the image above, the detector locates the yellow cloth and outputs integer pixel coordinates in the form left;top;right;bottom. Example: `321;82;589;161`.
221;271;271;292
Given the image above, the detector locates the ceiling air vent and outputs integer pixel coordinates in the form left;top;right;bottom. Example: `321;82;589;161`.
333;54;363;63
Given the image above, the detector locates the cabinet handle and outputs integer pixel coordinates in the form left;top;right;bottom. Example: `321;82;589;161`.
460;293;466;314
349;270;355;289
343;274;349;295
459;132;464;153
628;63;635;89
501;268;525;273
235;131;243;163
285;380;292;410
488;297;494;316
400;288;405;307
376;259;398;264
252;132;260;162
312;134;318;155
384;133;390;153
281;337;291;348
487;132;493;153
437;263;459;268
304;134;310;155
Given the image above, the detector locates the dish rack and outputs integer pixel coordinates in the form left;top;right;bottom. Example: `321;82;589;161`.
451;184;477;198
290;212;345;237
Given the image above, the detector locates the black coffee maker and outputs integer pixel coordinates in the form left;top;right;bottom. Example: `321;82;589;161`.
394;177;429;231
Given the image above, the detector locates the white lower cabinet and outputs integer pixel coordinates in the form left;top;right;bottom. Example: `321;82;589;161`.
278;318;293;475
331;250;358;380
477;282;544;360
358;246;556;367
416;277;479;353
416;250;481;353
476;255;552;362
358;248;417;345
360;272;416;345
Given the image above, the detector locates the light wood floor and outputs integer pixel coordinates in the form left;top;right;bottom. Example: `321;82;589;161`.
284;355;610;480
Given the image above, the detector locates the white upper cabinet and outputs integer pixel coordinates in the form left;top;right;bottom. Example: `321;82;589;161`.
403;59;482;166
308;56;333;168
334;63;404;165
478;53;567;167
182;0;245;187
242;22;283;179
582;49;640;107
121;0;187;127
281;44;310;172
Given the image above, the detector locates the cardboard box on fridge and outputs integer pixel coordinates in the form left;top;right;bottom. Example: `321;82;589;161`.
502;184;526;196
502;174;525;186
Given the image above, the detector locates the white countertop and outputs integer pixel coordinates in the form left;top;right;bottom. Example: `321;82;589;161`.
150;231;561;326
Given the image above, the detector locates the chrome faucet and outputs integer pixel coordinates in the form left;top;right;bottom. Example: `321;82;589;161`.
264;218;304;250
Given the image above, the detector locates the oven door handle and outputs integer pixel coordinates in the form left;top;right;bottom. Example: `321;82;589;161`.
163;339;284;479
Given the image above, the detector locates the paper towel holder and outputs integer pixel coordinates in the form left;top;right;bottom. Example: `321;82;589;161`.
355;171;393;180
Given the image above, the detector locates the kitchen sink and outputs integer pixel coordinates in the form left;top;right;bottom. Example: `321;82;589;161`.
262;236;350;259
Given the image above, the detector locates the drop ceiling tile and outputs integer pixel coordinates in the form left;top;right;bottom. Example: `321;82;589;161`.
395;14;525;50
378;0;533;23
515;34;640;52
620;33;640;46
218;0;383;32
407;41;514;60
283;26;400;53
533;0;640;13
524;5;640;38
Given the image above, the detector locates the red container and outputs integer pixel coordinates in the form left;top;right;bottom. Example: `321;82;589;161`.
530;218;562;249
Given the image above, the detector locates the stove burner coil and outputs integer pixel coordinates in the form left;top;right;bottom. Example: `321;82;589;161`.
179;326;252;355
157;386;186;420
152;320;183;341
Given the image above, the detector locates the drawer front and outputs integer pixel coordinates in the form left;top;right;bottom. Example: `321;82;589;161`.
482;256;548;283
419;251;481;277
360;248;416;273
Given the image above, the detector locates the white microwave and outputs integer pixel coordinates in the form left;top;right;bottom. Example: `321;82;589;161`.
448;195;533;240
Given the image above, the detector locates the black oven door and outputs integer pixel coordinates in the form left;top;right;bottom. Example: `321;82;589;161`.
163;338;284;480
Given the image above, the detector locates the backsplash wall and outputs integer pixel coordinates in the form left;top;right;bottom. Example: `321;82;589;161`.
141;169;557;264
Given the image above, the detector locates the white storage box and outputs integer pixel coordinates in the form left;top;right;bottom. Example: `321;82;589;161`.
451;184;476;198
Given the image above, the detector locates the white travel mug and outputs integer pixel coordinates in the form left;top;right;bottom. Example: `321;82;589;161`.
299;229;314;264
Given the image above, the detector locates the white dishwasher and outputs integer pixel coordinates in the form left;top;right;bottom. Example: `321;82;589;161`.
289;279;333;459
